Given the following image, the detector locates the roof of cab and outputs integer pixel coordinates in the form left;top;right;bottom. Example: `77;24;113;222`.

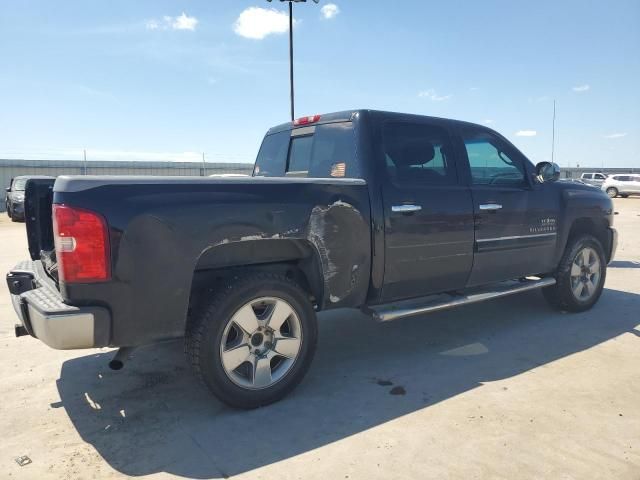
265;109;492;136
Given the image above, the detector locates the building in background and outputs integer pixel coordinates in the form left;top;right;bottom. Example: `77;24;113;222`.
1;159;253;212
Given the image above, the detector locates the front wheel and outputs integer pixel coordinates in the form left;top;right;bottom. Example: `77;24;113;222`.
543;234;607;312
606;187;618;198
185;272;318;409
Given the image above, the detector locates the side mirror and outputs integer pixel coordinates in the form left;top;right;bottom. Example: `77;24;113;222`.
535;162;560;183
5;187;10;193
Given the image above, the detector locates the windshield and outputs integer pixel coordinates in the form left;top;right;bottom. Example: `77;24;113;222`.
12;178;28;191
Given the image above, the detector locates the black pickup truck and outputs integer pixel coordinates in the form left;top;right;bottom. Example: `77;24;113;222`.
7;110;617;408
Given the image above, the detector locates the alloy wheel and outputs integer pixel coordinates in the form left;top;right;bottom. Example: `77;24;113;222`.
219;297;303;390
569;247;601;301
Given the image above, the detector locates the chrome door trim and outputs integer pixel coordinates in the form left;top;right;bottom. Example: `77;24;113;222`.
476;232;557;243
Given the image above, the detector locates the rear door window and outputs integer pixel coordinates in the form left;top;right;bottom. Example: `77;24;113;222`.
582;174;593;179
382;122;458;185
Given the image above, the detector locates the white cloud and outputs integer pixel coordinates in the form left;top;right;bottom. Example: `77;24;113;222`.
321;4;340;20
145;12;198;31
604;132;627;139
172;13;198;30
572;84;590;93
483;119;494;125
234;7;294;40
515;130;537;137
418;89;452;101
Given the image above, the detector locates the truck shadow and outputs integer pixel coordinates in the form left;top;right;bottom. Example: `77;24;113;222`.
56;288;640;478
609;260;640;269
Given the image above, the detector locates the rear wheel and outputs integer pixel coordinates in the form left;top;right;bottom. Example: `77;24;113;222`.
185;272;318;409
606;187;618;198
543;234;606;312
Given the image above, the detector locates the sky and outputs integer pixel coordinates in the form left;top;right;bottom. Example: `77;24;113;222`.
0;0;639;167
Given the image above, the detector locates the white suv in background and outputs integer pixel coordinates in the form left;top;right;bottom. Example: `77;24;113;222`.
580;172;607;186
601;174;640;198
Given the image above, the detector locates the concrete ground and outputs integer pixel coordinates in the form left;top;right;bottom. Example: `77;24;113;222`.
0;200;639;480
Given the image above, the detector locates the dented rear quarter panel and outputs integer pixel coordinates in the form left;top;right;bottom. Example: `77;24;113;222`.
53;177;372;346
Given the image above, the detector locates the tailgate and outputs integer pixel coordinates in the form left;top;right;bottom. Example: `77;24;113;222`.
24;178;56;264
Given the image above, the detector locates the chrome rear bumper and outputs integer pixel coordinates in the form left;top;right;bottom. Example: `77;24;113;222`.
6;260;110;349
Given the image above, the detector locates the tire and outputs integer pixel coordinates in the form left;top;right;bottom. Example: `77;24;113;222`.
606;187;618;198
543;234;607;312
185;272;318;409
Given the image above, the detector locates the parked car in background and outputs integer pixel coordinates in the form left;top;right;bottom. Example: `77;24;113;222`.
580;172;608;187
601;174;640;198
5;175;54;222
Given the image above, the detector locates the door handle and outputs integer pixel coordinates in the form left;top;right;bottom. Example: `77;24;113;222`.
392;204;422;213
479;203;502;211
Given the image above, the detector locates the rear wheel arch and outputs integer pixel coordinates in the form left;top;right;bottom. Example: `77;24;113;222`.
188;239;326;322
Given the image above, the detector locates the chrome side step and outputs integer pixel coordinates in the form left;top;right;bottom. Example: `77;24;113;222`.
367;277;556;323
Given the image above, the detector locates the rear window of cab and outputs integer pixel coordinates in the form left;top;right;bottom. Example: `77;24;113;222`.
253;122;361;179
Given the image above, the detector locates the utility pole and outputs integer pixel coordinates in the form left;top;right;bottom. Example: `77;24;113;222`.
83;149;87;175
266;0;319;121
551;100;556;165
288;1;294;121
202;152;206;177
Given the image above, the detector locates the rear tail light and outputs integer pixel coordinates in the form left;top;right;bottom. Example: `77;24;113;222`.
52;205;110;283
293;114;321;126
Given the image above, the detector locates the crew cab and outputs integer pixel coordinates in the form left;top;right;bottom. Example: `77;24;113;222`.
6;110;617;408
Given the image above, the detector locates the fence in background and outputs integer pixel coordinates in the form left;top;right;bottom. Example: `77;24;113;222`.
1;158;253;212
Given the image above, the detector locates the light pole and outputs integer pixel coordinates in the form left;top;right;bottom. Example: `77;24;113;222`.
266;0;318;121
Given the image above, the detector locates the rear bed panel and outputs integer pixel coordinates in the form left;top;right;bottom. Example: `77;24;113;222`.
53;177;372;346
